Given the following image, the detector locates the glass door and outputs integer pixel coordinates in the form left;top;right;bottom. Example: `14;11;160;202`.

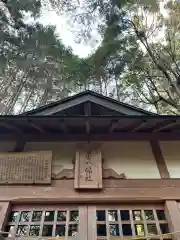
3;203;172;240
87;204;171;240
5;204;87;240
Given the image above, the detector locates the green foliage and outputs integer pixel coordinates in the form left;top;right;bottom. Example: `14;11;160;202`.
1;0;180;114
0;0;82;113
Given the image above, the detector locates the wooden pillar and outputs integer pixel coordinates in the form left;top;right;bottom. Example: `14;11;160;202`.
0;202;10;231
87;206;96;240
165;201;180;240
150;140;170;178
11;140;26;152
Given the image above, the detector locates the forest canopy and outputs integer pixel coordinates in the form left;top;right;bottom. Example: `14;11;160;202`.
0;0;180;114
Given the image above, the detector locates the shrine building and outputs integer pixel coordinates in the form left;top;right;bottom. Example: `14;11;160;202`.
0;90;180;240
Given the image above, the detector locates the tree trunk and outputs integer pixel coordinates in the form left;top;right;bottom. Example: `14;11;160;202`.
115;77;120;100
19;89;34;114
5;79;25;114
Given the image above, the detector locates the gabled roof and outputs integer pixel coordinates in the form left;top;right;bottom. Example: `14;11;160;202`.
22;90;156;116
1;91;180;141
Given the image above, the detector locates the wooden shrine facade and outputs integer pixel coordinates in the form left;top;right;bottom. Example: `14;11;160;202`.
0;91;180;240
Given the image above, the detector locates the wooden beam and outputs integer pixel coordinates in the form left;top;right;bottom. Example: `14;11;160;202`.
1;132;180;141
150;140;170;178
85;121;90;134
84;102;91;133
84;102;91;116
165;201;180;240
3;179;180;203
153;120;178;132
59;120;68;133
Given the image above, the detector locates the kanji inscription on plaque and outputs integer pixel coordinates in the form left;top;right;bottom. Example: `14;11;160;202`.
0;151;52;184
74;147;102;189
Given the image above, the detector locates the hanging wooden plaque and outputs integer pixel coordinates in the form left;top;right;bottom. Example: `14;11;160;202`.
74;147;102;189
0;151;52;184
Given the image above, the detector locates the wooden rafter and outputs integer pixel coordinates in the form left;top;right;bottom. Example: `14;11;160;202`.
28;120;45;133
108;120;120;133
0;122;21;133
153;120;178;132
131;120;147;132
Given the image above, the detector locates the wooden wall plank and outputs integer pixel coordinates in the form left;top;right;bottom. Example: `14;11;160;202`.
150;140;170;178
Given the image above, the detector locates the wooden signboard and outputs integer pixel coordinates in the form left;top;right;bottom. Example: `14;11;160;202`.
74;147;102;189
0;151;52;184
